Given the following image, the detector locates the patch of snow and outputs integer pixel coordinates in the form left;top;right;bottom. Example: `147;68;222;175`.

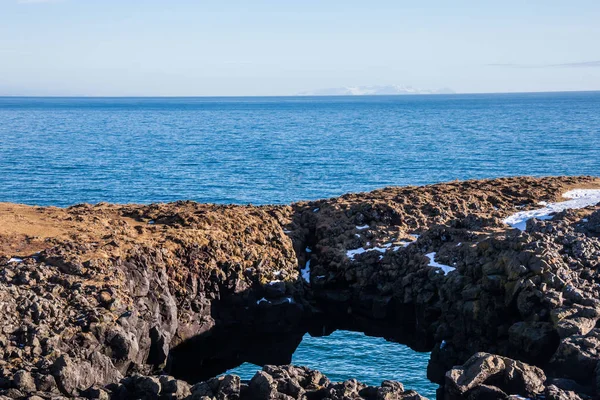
583;218;589;222
148;220;155;225
316;275;326;279
268;280;282;285
301;260;311;283
371;246;389;253
355;234;361;238
503;189;600;231
456;242;462;247
257;297;269;304
538;201;548;206
285;297;294;304
347;243;397;260
273;270;282;277
440;340;447;349
305;247;312;253
356;225;369;230
391;236;418;251
425;252;456;275
283;229;292;234
378;255;383;260
8;258;23;263
346;247;367;258
313;208;320;213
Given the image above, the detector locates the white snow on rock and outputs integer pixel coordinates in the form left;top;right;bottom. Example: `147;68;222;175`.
346;242;400;260
356;225;369;230
301;260;311;283
8;258;23;263
346;247;367;259
305;247;312;253
425;252;456;275
503;189;600;231
313;208;320;213
257;297;269;304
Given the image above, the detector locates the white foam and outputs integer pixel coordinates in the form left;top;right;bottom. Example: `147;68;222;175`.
503;189;600;231
425;252;456;275
301;260;311;283
356;225;369;230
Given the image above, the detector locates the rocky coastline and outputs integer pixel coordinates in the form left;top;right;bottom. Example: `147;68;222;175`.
1;176;600;399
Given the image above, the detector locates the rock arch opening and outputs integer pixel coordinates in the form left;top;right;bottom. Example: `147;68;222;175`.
226;331;438;399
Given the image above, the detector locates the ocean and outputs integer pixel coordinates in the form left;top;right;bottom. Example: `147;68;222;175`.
1;92;599;398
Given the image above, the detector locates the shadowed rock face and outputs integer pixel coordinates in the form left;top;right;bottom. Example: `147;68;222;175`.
1;176;600;399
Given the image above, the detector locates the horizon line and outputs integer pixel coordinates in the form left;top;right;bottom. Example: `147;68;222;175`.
1;89;600;98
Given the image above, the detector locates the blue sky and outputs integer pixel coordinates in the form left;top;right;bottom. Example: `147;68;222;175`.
1;0;599;96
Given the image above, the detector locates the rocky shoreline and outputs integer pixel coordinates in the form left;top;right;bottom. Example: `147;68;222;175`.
1;176;600;399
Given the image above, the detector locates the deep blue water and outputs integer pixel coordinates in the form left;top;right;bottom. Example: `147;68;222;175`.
1;92;600;398
1;93;599;207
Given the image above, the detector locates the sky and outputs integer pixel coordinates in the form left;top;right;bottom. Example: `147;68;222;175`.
0;0;599;96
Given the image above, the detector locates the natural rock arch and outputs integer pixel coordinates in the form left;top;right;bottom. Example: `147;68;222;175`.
0;176;599;399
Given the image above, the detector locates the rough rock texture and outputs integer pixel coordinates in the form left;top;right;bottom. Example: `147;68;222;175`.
1;176;600;399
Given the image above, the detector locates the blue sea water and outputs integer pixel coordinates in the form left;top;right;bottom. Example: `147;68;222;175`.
1;92;600;398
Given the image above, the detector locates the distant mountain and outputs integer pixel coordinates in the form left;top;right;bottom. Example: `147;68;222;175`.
298;85;455;96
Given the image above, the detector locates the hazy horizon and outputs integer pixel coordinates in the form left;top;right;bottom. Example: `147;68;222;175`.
1;0;599;96
2;89;600;98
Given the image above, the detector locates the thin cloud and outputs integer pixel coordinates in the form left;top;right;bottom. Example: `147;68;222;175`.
487;61;600;68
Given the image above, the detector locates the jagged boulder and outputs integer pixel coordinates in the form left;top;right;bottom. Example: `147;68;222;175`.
445;353;546;398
